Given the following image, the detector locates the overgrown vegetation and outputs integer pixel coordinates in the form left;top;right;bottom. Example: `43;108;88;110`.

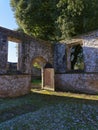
0;90;98;129
10;0;98;65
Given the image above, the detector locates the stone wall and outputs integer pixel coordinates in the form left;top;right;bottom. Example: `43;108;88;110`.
0;33;8;74
0;26;33;43
1;26;98;95
0;26;53;75
7;62;17;72
82;31;98;72
54;32;98;94
31;67;41;77
0;74;31;97
54;43;66;73
18;39;53;74
55;73;98;94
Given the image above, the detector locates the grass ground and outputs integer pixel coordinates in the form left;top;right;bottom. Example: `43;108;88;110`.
31;79;41;85
0;89;98;130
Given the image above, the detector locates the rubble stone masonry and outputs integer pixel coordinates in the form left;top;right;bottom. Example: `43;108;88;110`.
55;31;98;94
0;32;8;74
55;73;98;94
83;31;98;72
0;74;31;97
0;26;98;95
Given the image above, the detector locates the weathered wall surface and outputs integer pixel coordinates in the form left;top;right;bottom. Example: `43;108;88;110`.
0;32;8;74
18;39;53;73
54;43;66;73
0;26;32;43
55;73;98;94
82;31;98;72
0;26;53;75
1;26;98;95
7;62;17;72
52;32;98;94
31;67;41;77
0;74;31;97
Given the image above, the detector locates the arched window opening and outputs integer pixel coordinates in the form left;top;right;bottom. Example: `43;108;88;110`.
70;44;84;71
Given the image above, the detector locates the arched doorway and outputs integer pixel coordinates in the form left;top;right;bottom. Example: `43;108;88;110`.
31;56;47;88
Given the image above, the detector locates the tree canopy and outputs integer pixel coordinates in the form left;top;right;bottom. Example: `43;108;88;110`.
10;0;98;41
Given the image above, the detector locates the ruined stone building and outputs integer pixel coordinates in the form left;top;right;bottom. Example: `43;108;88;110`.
54;31;98;94
0;26;98;97
0;26;53;97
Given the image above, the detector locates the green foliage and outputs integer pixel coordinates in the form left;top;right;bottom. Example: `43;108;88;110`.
57;0;84;39
31;79;41;84
33;62;41;69
10;0;98;41
71;44;84;70
10;0;59;41
57;0;98;39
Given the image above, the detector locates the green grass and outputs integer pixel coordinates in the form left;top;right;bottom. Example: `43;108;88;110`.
31;79;41;84
0;89;98;129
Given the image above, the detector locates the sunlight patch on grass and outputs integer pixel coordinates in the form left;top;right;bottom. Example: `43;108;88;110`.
31;89;98;101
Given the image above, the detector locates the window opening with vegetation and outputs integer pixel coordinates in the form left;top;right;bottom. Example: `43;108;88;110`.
70;44;84;71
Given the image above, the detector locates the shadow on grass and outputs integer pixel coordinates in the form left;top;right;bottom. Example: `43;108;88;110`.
0;89;98;123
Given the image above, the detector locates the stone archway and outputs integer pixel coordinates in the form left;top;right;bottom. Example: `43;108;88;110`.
31;56;47;88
